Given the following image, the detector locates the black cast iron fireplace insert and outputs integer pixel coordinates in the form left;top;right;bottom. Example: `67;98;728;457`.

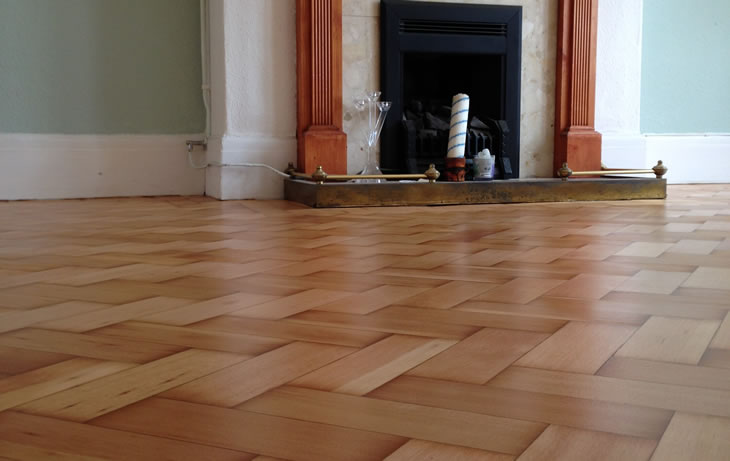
380;0;522;178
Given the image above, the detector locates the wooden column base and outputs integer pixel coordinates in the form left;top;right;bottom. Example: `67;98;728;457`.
299;129;348;175
554;129;602;173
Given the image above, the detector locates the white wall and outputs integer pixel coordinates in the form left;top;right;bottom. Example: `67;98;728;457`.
0;134;205;200
596;0;730;183
596;0;643;136
595;0;647;171
205;0;297;200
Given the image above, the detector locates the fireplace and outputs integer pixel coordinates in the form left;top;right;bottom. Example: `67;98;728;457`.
380;0;522;179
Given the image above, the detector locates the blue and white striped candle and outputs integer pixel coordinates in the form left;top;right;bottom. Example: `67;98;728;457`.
447;93;470;158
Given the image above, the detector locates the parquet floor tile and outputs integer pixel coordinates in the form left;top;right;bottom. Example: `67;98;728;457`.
383;440;513;461
514;321;636;373
516;425;657;461
93;397;407;461
650;413;730;461
615;269;692;295
239;386;546;455
0;184;729;458
616;316;721;364
0;411;254;461
369;375;672;439
407;328;549;384
290;335;455;395
160;342;355;406
473;277;565;304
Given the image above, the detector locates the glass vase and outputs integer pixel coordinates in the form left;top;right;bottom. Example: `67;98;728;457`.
354;92;391;183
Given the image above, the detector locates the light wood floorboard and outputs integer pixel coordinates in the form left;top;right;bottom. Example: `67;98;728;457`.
0;185;728;458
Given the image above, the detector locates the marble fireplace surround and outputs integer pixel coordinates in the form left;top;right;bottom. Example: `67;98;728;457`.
296;0;601;178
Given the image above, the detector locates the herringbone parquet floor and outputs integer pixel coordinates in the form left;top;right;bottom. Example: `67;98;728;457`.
1;185;730;460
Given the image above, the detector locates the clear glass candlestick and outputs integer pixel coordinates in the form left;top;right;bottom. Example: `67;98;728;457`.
354;91;391;183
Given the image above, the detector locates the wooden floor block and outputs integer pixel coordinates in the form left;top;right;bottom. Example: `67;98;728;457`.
193;315;389;348
290;310;480;340
682;267;730;290
92;397;407;461
615;242;673;258
0;411;254;461
651;413;730;461
615;270;691;295
667;239;721;255
563;244;627;261
140;292;279;326
18;349;247;421
0;345;72;375
489;366;730;418
598;357;730;390
505;247;574;264
233;289;351;320
35;297;194;332
161;342;355;406
616;316;720;364
517;425;656;461
369;375;672;439
92;321;289;355
544;274;629;300
384;440;513;461
315;285;429;314
0;301;110;334
0;440;109;461
474;278;565;304
700;348;730;369
461;297;648;325
0;359;133;412
291;335;455;395
239;386;546;455
373;305;566;334
397;280;497;309
0;328;183;363
515;322;636;373
407;328;549;384
710;312;730;349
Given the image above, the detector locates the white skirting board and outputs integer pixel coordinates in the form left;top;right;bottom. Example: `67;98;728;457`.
0;134;205;200
204;135;297;200
602;134;730;184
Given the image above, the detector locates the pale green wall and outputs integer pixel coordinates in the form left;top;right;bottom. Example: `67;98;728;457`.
0;0;204;134
641;0;730;133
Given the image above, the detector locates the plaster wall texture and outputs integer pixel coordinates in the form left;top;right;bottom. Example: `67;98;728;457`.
205;0;298;199
595;0;643;136
219;0;297;138
341;0;558;178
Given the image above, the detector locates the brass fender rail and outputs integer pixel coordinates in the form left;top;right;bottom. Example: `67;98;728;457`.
286;163;441;184
558;161;668;181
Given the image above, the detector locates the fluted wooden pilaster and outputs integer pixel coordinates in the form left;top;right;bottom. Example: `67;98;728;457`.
296;0;347;174
554;0;602;175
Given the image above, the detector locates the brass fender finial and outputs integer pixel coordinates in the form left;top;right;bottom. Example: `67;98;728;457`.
557;162;573;181
312;166;328;184
652;160;668;179
425;164;440;183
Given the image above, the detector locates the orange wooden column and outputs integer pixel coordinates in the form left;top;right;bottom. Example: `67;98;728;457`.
554;0;602;175
296;0;347;174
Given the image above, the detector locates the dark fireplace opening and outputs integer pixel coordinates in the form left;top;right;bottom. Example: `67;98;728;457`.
380;0;522;179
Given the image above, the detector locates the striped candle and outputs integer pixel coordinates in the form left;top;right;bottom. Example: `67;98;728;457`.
446;93;470;158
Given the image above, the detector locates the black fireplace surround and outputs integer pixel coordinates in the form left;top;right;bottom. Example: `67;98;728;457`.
380;0;522;178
